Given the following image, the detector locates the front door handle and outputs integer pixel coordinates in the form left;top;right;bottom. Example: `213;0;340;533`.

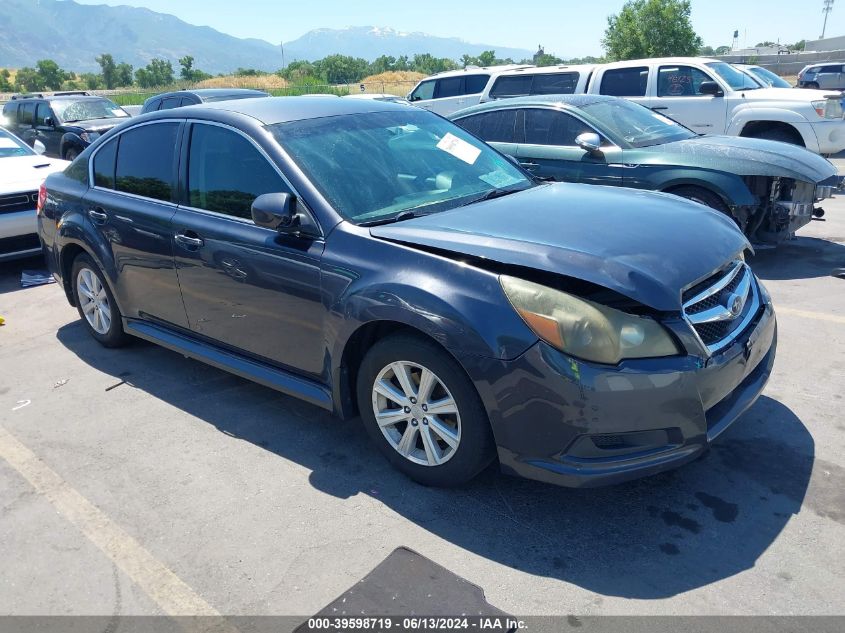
175;233;204;249
652;106;669;111
519;161;539;169
88;208;108;224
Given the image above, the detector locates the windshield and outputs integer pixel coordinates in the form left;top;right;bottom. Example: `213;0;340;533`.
747;66;791;89
705;62;761;90
580;98;697;148
0;128;35;158
270;109;532;224
52;98;129;123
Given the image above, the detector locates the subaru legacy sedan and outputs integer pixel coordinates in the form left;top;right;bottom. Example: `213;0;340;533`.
38;97;776;488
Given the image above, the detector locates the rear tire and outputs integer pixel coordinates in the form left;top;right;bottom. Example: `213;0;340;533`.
71;253;129;348
356;334;495;487
806;82;820;90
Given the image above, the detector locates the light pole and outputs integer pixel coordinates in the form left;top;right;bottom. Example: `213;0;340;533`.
280;42;285;70
822;0;835;39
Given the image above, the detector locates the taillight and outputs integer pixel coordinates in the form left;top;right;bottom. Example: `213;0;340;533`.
36;182;47;216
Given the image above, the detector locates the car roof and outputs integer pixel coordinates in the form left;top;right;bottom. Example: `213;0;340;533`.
451;94;615;118
11;94;110;102
141;95;406;125
420;64;533;80
161;88;270;99
600;57;720;68
491;64;596;77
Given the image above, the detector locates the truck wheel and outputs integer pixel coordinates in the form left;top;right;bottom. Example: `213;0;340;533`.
749;127;804;146
805;82;819;90
356;334;495;487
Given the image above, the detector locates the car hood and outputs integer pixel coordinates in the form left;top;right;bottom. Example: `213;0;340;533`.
0;155;69;192
370;183;749;311
638;135;838;182
64;117;127;132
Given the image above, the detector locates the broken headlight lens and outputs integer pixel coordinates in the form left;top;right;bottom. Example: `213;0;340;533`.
501;276;680;365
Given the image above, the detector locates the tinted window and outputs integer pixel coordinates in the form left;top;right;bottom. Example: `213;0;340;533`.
820;65;843;73
436;77;463;98
600;67;649;97
464;74;490;94
456;110;518;142
142;98;161;113
410;80;435;101
657;65;715;97
187;124;289;219
115;123;179;202
93;139;117;189
490;76;533;99
532;73;578;95
19;103;35;125
159;97;183;110
35;103;52;126
523;109;594;146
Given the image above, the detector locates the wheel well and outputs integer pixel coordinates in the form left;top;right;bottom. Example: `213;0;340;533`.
337;320;447;419
60;244;86;306
661;183;726;205
740;121;804;145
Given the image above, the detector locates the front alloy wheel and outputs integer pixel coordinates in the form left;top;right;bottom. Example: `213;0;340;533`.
357;334;495;487
372;361;461;466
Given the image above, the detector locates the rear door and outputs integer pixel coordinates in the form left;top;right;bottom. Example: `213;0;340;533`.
516;107;621;185
16;102;36;145
453;109;519;159
82;120;188;327
171;121;325;377
648;64;729;134
817;65;844;89
597;66;651;106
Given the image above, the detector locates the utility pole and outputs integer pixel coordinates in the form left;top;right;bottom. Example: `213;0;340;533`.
822;0;835;39
280;42;285;70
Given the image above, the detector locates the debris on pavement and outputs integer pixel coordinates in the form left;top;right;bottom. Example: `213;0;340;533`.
21;270;56;288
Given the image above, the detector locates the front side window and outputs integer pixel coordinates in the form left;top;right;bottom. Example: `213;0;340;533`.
599;67;649;97
522;109;594;146
489;76;532;99
455;110;518;143
271;109;532;224
115;122;179;202
187;124;289;219
35;103;53;126
657;65;716;97
705;62;760;90
0;128;34;158
409;80;435;102
580;98;696;148
51;98;129;123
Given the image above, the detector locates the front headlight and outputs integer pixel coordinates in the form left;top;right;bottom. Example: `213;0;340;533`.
80;131;100;143
501;276;680;365
812;99;843;119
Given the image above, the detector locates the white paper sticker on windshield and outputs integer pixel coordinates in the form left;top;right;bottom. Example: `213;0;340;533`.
479;170;522;189
0;138;19;149
436;133;481;165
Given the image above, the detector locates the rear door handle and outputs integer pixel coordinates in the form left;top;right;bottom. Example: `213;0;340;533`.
175;233;204;249
651;106;669;111
88;208;108;224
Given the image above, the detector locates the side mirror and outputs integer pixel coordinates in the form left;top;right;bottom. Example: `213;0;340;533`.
575;132;602;153
698;81;724;97
251;192;319;237
43;116;54;127
33;139;46;155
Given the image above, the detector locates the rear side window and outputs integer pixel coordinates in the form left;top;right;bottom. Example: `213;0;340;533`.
600;67;649;97
159;97;183;110
657;66;714;97
820;65;843;73
187;123;289;219
19;102;35;125
456;110;518;143
2;103;17;121
523;109;594;146
464;74;490;94
410;80;435;101
435;77;463;98
533;73;578;94
115;122;179;202
489;76;533;99
93;139;117;189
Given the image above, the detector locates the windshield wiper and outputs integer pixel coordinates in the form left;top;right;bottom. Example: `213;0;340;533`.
458;185;527;208
358;209;425;227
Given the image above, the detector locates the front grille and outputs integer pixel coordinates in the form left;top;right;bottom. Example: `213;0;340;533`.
0;191;38;215
683;261;760;354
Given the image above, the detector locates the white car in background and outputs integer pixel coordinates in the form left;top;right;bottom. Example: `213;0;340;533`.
406;65;530;115
345;93;411;104
0;128;68;262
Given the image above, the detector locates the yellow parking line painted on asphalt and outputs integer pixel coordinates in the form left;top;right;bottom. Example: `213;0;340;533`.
777;307;845;325
0;424;222;617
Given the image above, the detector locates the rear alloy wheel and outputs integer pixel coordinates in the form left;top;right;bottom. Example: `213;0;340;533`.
71;254;128;347
357;335;495;487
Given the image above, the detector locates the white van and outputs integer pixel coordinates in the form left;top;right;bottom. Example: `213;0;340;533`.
478;65;595;103
406;65;531;115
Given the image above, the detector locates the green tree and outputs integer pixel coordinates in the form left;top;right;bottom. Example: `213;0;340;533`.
714;45;732;55
754;41;778;48
318;54;369;84
411;54;457;75
179;56;212;82
368;55;398;75
79;73;102;89
0;69;12;92
789;40;806;51
534;53;564;65
96;53;117;89
135;58;174;88
34;59;70;90
116;62;134;87
15;67;43;92
602;0;702;60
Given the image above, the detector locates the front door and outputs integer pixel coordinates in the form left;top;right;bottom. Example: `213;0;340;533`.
82;121;188;328
34;103;61;157
648;65;728;134
171;122;326;378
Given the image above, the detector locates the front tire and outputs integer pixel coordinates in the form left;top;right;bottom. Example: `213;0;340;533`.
71;254;128;348
64;147;80;161
669;185;730;214
356;334;495;487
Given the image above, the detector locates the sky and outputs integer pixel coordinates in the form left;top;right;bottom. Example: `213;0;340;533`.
71;0;842;58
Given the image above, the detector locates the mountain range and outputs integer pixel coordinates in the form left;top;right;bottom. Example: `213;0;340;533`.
0;0;534;73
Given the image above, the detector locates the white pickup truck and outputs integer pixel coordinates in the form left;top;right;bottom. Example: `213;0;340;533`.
584;57;845;154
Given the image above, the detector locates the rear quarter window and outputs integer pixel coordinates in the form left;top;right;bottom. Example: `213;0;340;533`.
490;76;533;99
600;67;649;97
464;74;490;94
532;73;578;95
